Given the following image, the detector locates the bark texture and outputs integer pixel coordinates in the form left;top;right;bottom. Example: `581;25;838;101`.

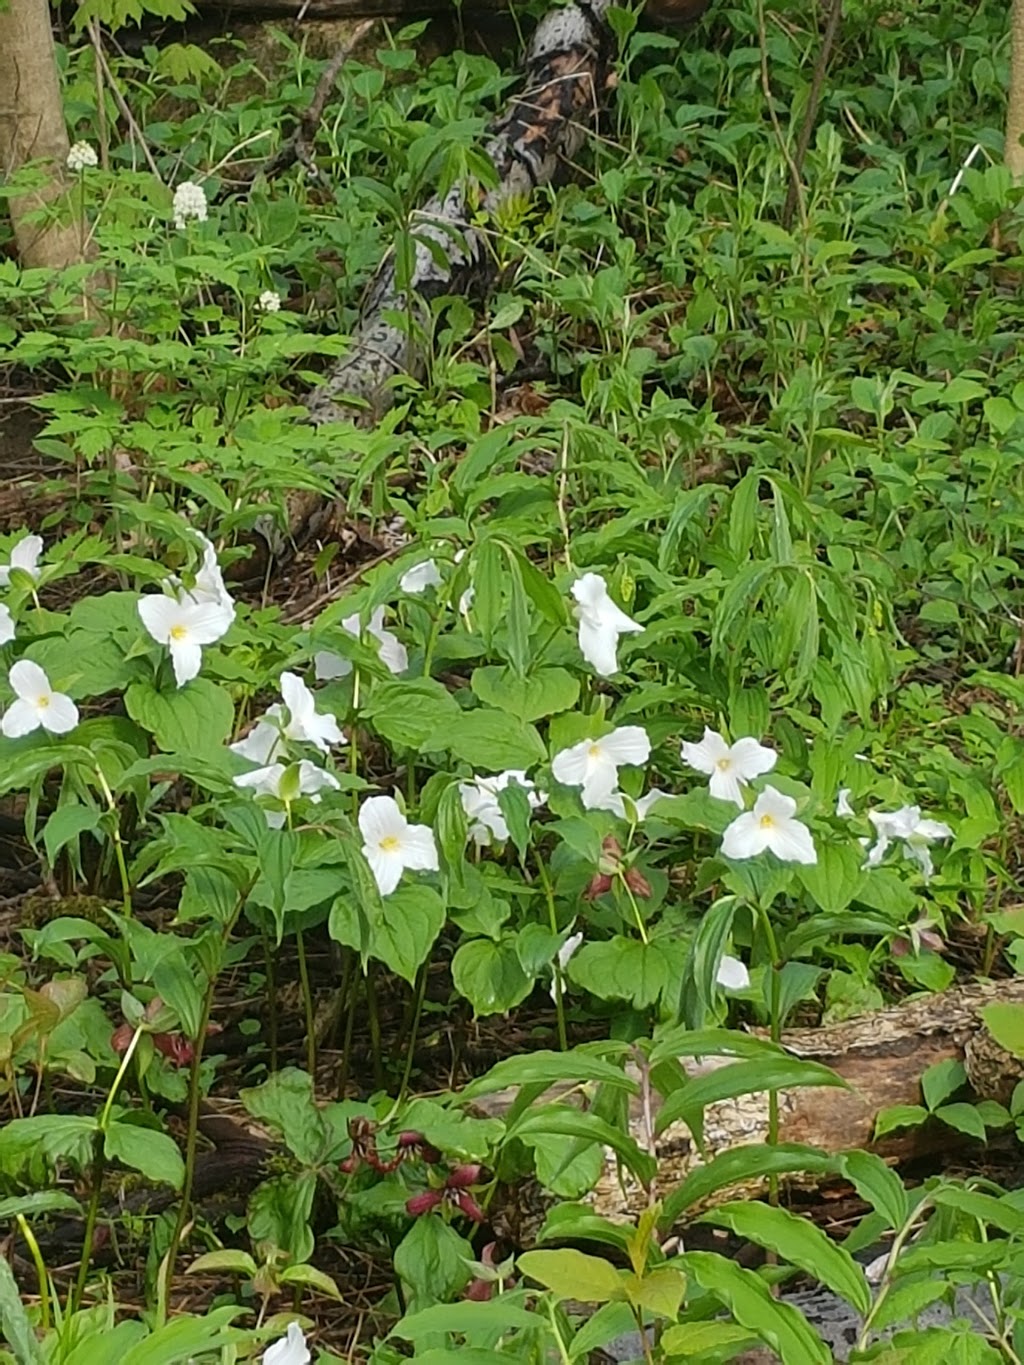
1009;0;1024;178
0;0;86;270
305;0;614;424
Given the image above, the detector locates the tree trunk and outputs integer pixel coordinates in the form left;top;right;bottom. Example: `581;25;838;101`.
0;0;87;271
1008;0;1024;178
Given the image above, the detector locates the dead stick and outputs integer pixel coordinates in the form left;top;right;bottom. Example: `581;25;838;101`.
781;0;844;230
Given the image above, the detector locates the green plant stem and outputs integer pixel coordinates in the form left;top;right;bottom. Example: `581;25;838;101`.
71;1135;106;1314
17;1214;51;1330
535;859;568;1049
619;874;649;946
93;765;132;916
365;965;385;1090
855;1199;931;1352
398;962;428;1104
338;953;358;1098
295;926;317;1078
263;930;279;1072
757;904;784;1211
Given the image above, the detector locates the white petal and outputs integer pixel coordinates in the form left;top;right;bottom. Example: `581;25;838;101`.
358;795;404;846
577;618;622;677
599;726;651;767
680;728;731;777
314;650;352;681
262;1321;310;1365
296;760;340;796
400;559;443;594
234;764;284;796
1;698;40;738
570;572;610;613
175;596;233;645
914;818;952;842
138;595;180;644
9;659;50;703
751;786;798;823
399;824;439;874
836;788;854;818
716;954;750;991
41;693;78;734
341;611;361;637
169;639;203;688
766;817;817;865
906;842;935;879
863;833;890;869
280;672;314;726
230;714;284;765
0;606;15;645
707;767;745;809
365;845;404;896
558;931;583;970
579;764;622;810
305;710;344;752
551;740;592;788
10;535;43;576
373;627;408;676
720;811;768;860
728;737;777;782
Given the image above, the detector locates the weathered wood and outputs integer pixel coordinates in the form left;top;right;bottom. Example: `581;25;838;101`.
192;0;711;23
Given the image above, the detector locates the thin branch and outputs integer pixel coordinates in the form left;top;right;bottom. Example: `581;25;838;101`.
781;0;844;230
90;24;164;182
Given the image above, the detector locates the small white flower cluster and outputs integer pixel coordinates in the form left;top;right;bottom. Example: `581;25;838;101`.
66;141;98;172
172;180;208;230
258;289;282;313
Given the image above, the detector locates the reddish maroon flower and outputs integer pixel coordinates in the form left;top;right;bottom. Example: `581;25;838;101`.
342;1122;442;1175
465;1242;516;1301
110;997;215;1070
406;1164;486;1223
584;835;651;900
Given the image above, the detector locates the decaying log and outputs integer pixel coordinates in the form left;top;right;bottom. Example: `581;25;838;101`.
192;0;712;24
305;0;614;425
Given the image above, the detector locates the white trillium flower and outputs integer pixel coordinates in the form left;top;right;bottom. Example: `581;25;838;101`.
262;1321;310;1365
0;605;14;645
172;180;208;229
571;572;643;677
459;770;544;846
258;289;282;313
0;534;43;587
721;786;817;865
552;727;651;810
231;704;285;765
716;954;750;991
138;593;234;688
233;760;339;828
169;532;234;615
1;660;78;737
280;672;344;752
317;608;408;679
400;559;444;594
358;795;439;897
864;806;952;880
66;141;98;172
590;787;669;822
680;728;777;809
836;788;854;818
550;931;583;1002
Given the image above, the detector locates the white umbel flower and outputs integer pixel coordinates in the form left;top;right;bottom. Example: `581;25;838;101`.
716;954;750;991
138;593;233;688
864;806;952;880
571;572;643;677
680;728;777;809
0;534;43;587
0;606;14;645
400;559;443;594
262;1322;310;1365
66;141;98;172
551;727;651;810
172;180;208;229
721;786;817;865
458;770;544;846
2;660;78;737
233;760;339;828
280;672;344;752
258;289;282;313
358;794;438;897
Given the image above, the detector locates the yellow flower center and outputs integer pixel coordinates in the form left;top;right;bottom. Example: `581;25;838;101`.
716;757;732;771
759;814;775;830
170;624;188;641
588;744;602;758
38;694;50;709
380;835;401;852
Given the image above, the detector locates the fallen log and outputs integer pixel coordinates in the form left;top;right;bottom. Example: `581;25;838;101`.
190;0;711;24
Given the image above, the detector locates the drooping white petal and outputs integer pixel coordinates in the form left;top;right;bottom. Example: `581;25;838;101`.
0;605;14;645
367;607;408;675
231;708;285;765
280;671;344;752
863;805;951;880
0;534;43;586
168;638;202;688
9;659;50;702
716;954;750;991
576;618;622;677
551;740;594;789
262;1321;310;1365
707;766;745;809
592;787;669;821
914;818;953;842
598;726;651;767
836;788;854;818
365;844;404;896
233;763;285;797
296;760;340;797
728;737;777;782
401;559;443;594
571;573;642;677
551;931;583;1001
399;824;440;874
765;814;817;865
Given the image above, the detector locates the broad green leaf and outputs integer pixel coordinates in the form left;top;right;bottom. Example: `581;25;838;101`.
461;1048;636;1101
452;937;533;1017
0;1191;80;1220
394;1214;473;1314
390;1295;541;1342
679;1252;830;1364
362;679;460;750
934;1103;988;1142
510;1106;655;1186
118;1307;245;1364
0;1253;43;1363
570;937;679;1011
517;1249;624;1304
659;1143;839;1229
186;1249;258;1277
875;1104;929;1138
373;884;446;984
125;677;234;754
978;1003;1024;1060
470;666;579;723
622;1266;686;1319
655;1056;847;1141
796;841;867;912
922;1059;967;1112
240;1067;327;1167
661;1322;760;1357
429;707;547;770
43;803;102;865
700;1201;871;1314
105;1121;184;1189
840;1149;907;1230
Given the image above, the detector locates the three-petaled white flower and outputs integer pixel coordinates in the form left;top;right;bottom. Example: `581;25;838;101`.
0;606;14;646
233;760;339;828
590;787;668;822
315;607;408;680
262;1321;310;1365
172;180;207;229
716;954;750;991
400;559;444;594
358;795;438;897
680;728;777;809
173;532;234;613
459;770;545;846
0;534;43;588
66;141;98;172
258;290;282;313
550;931;583;1001
230;705;285;766
1;660;78;737
138;593;234;688
864;806;952;880
571;572;643;677
551;727;651;810
280;672;344;752
721;786;817;864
